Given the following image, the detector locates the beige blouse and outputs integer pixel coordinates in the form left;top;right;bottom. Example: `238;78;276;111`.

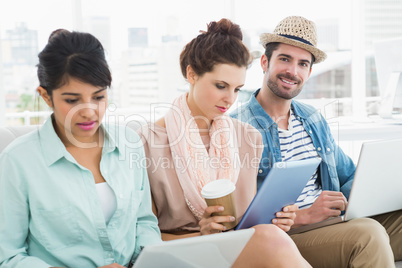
138;118;263;233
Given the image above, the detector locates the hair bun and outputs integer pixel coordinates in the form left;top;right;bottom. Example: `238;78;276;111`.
206;18;243;41
48;29;70;41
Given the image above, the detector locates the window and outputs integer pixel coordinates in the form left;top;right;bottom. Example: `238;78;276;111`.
1;0;401;129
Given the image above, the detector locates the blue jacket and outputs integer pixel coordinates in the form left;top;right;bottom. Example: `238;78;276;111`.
231;89;356;199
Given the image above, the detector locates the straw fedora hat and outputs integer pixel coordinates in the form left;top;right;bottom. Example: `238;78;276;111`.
260;16;327;63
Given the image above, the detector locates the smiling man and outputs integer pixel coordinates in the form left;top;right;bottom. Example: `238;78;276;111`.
231;16;402;267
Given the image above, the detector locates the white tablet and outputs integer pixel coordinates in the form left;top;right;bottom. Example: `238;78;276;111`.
235;158;321;230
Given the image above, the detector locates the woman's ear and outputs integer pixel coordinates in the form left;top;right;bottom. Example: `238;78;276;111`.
186;65;196;85
37;87;53;108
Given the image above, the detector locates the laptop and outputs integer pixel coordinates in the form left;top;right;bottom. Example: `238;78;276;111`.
288;138;402;235
133;228;254;268
235;158;321;230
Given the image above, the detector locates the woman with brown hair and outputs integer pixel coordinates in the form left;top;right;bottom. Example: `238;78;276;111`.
139;18;311;267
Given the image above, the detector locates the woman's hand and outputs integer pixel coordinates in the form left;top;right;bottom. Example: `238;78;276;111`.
98;263;126;268
199;206;235;235
272;204;298;232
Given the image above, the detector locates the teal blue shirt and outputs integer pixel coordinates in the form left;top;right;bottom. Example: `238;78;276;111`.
0;117;161;267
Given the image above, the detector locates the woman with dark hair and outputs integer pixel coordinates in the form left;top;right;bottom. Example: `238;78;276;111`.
139;19;311;267
0;29;161;268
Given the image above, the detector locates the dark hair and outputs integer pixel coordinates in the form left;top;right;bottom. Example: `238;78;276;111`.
179;18;251;79
37;29;112;97
264;42;315;69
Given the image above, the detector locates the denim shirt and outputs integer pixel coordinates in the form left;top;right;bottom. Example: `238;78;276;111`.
0;117;161;268
231;89;356;200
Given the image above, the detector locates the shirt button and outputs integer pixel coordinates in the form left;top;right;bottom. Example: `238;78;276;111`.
317;147;321;151
327;148;331;152
259;169;263;174
309;130;312;134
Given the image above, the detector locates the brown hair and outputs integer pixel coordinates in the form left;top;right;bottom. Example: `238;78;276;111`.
179;18;251;79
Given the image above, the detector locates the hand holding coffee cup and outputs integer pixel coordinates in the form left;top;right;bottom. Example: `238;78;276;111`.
201;179;237;230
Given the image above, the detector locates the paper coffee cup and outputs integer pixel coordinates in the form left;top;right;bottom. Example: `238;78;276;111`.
201;179;237;230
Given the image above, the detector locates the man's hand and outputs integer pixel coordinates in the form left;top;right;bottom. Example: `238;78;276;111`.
293;191;347;227
272;204;298;232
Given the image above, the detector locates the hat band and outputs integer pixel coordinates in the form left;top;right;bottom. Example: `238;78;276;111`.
279;34;313;47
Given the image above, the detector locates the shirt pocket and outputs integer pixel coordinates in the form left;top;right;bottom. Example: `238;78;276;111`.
323;140;335;156
31;205;83;251
117;189;143;216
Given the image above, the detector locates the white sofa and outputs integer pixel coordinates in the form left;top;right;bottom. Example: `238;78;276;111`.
0;125;401;267
0;125;38;152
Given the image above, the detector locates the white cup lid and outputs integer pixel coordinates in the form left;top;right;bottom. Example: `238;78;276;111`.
201;179;236;199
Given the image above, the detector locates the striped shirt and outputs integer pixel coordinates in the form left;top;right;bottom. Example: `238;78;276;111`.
278;109;322;209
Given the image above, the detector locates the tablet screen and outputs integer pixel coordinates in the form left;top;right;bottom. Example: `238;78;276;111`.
235;158;321;230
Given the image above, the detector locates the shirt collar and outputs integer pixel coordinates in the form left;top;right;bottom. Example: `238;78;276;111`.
250;89;310;125
290;100;313;120
39;116;69;166
102;124;119;154
249;89;276;128
39;115;119;166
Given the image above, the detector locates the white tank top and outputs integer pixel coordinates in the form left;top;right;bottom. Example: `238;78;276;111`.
95;182;117;224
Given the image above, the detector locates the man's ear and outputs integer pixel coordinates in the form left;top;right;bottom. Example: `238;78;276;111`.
260;54;268;73
37;86;53;108
186;65;197;85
